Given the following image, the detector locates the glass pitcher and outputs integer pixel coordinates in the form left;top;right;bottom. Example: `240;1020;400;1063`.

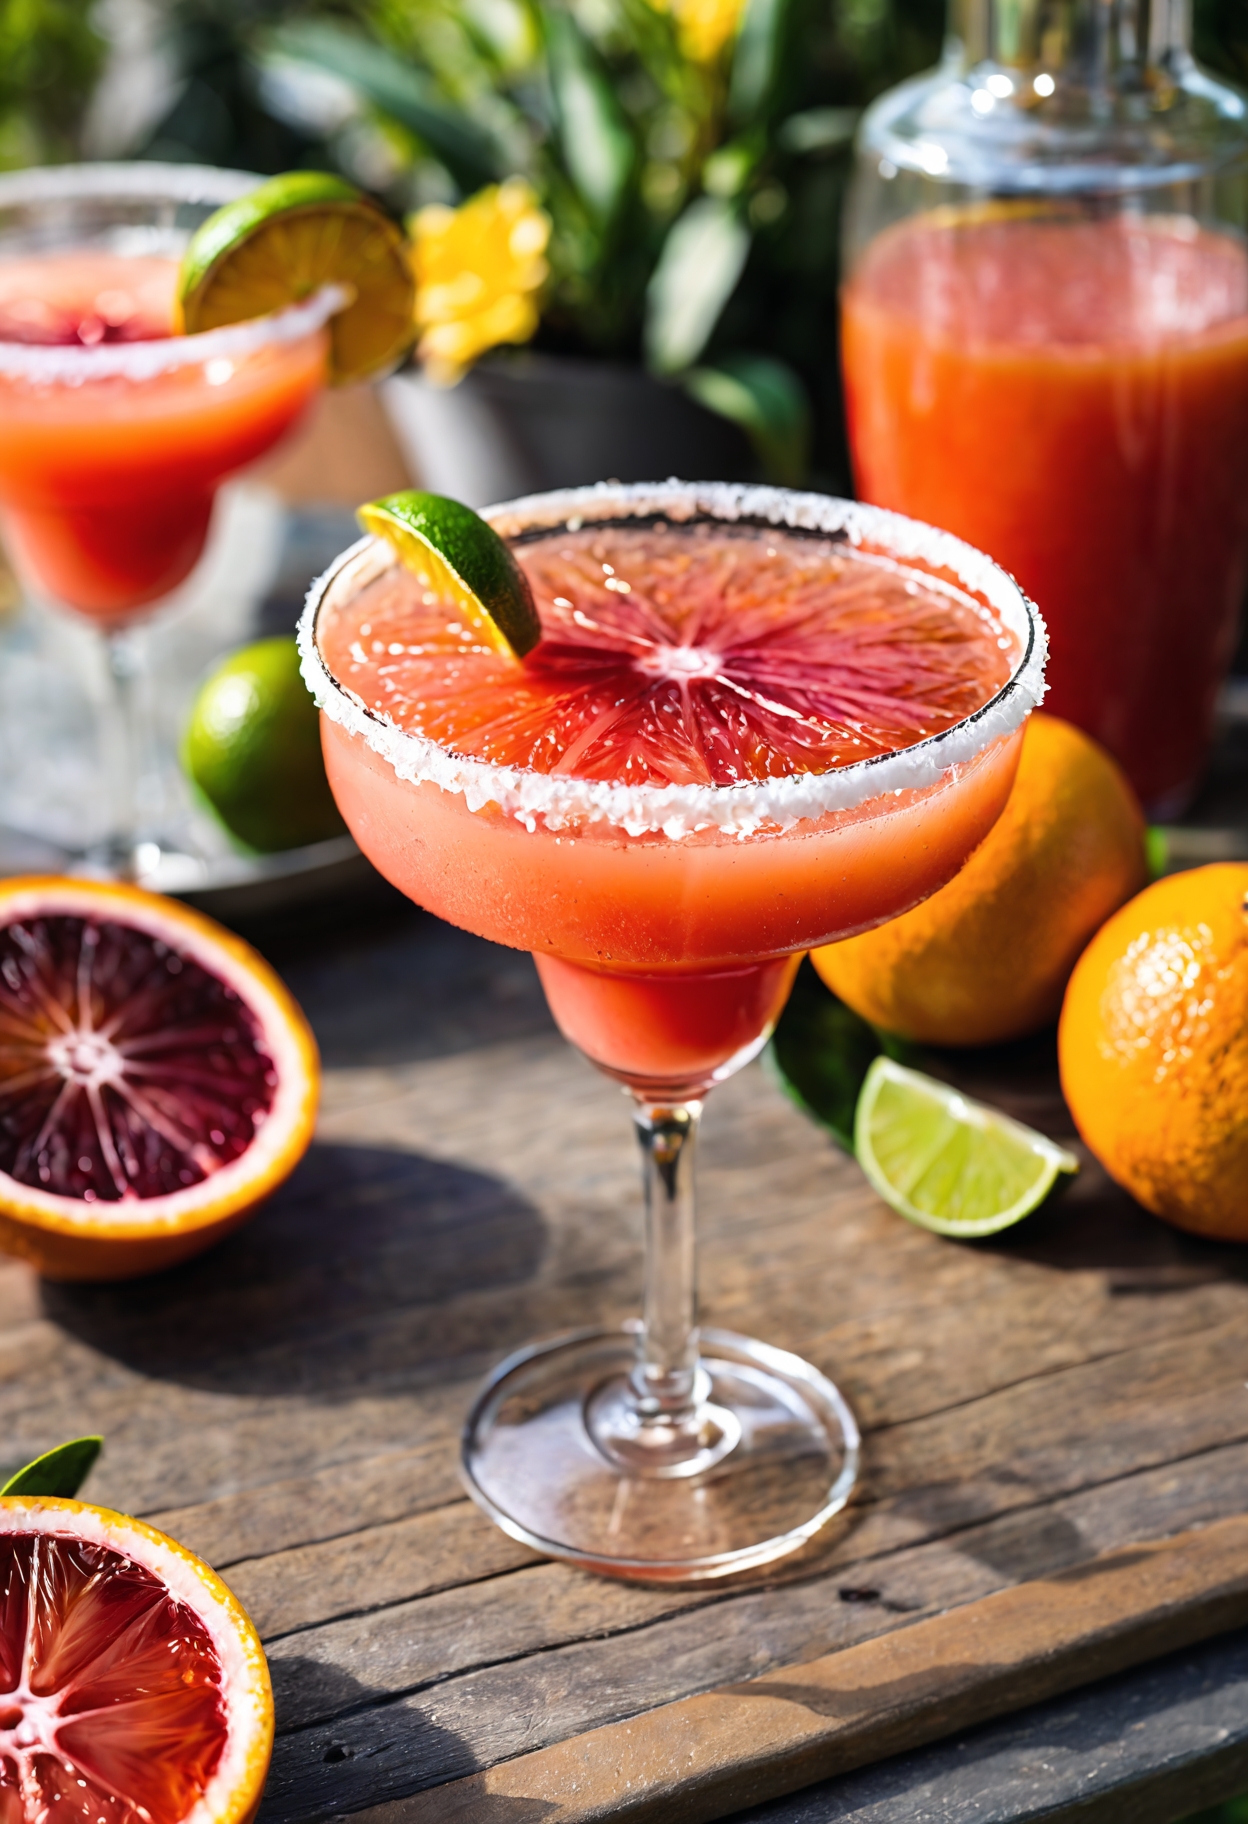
841;0;1248;814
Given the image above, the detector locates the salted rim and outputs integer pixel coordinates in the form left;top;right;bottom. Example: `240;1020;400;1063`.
0;161;261;210
299;480;1048;839
0;160;343;384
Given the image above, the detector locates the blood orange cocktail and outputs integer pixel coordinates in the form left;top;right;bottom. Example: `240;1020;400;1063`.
0;249;325;616
842;211;1248;814
0;164;338;877
301;482;1046;1578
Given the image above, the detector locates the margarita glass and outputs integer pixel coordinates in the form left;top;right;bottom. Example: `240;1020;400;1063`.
300;481;1047;1579
0;163;338;875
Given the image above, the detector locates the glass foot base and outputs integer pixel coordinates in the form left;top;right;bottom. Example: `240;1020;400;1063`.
461;1325;860;1581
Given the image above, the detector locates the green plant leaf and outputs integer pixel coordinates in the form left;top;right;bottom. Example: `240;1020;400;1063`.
684;351;811;483
729;0;793;127
645;196;750;375
2;1437;102;1500
543;10;635;227
769;959;919;1152
269;21;503;192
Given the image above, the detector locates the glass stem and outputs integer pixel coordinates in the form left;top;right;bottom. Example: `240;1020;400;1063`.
100;626;146;876
631;1099;703;1420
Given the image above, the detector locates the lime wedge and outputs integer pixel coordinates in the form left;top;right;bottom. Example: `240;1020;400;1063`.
854;1056;1078;1237
176;171;414;384
358;489;542;661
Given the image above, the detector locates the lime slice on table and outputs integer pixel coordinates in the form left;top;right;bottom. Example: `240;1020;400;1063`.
359;489;542;660
176;170;414;383
855;1056;1078;1237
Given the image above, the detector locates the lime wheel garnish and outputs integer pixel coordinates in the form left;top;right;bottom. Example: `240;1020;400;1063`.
176;171;414;384
0;878;318;1280
0;1497;271;1824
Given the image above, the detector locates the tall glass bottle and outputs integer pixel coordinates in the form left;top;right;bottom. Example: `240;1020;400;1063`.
841;0;1248;813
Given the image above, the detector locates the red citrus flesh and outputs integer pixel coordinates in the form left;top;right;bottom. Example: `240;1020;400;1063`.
0;1531;227;1824
0;256;175;348
0;915;277;1204
320;521;1018;787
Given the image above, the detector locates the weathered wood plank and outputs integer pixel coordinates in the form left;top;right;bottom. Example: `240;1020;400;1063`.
146;1444;467;1570
255;1440;1248;1818
227;1503;539;1639
730;1629;1248;1824
193;1312;1246;1647
341;1516;1248;1824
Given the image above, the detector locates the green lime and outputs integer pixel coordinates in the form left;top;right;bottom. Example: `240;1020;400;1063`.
854;1056;1078;1237
358;489;542;660
176;171;414;384
183;637;346;854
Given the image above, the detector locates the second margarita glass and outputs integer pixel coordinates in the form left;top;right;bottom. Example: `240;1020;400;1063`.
0;163;340;877
301;481;1046;1579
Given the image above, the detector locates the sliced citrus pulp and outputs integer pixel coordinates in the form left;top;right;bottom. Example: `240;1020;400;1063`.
176;171;414;384
0;878;318;1280
0;1497;272;1824
855;1056;1078;1237
358;490;542;661
324;518;1014;777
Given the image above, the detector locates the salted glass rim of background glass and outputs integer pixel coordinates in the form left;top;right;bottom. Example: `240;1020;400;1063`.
0;160;344;383
299;479;1049;838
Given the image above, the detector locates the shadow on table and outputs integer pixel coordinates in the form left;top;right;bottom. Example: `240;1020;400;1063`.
39;1141;549;1399
923;1029;1248;1286
976;1161;1248;1290
253;905;557;1073
261;1656;556;1824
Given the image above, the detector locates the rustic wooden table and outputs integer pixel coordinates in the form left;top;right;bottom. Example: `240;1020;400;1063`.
0;401;1237;1816
0;863;1243;1824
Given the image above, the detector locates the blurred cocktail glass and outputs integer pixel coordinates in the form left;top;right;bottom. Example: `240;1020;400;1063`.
0;164;337;874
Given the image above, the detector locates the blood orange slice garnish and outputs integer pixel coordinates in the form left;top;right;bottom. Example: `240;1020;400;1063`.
0;1498;272;1824
0;879;318;1281
319;518;1019;787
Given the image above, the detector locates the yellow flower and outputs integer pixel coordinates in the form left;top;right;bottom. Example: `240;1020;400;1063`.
650;0;747;62
409;178;551;384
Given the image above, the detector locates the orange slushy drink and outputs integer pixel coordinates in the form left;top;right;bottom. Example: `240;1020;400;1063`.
0;251;325;617
307;486;1044;1095
843;212;1248;812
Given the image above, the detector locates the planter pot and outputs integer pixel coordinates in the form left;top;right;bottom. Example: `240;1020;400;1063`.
381;353;754;508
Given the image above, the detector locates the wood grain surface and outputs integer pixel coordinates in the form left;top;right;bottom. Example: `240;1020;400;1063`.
1;899;1245;1821
377;1516;1248;1823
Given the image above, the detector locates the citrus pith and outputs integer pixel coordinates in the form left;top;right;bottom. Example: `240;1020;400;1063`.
811;712;1147;1045
0;1497;272;1824
176;172;414;384
0;878;318;1279
1059;863;1248;1241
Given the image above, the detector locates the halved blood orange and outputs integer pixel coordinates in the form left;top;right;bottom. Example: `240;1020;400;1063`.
0;878;318;1280
0;1496;272;1824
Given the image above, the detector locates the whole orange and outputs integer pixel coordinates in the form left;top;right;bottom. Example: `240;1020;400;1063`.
810;713;1147;1046
1059;864;1248;1242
